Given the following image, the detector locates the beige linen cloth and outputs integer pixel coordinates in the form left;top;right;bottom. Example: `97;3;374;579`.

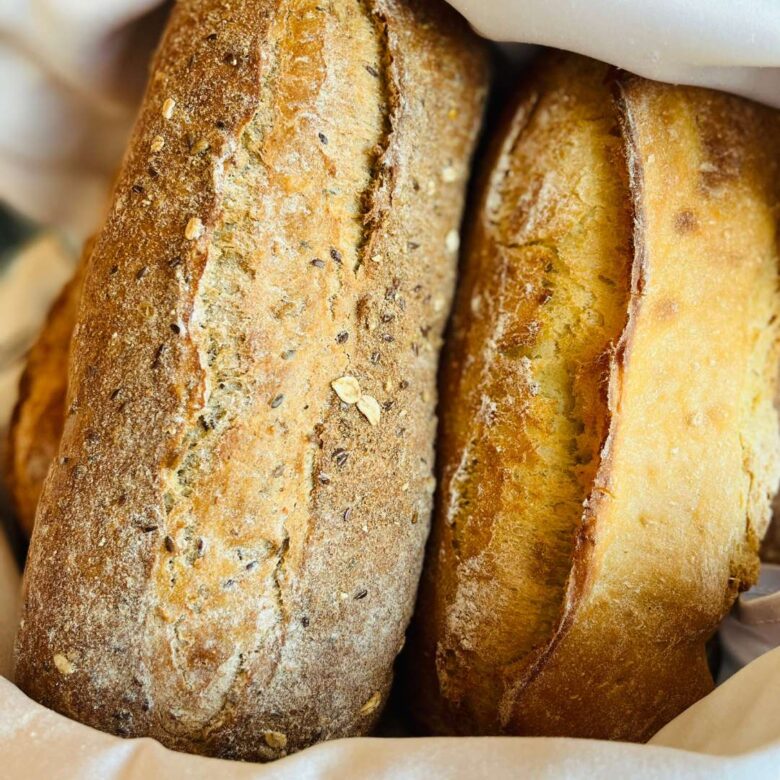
2;1;780;777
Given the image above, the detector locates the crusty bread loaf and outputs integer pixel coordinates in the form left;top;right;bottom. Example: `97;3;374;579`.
6;248;86;536
408;53;780;741
15;0;489;760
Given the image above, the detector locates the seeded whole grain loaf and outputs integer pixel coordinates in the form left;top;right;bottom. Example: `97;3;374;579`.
14;0;489;760
408;53;780;742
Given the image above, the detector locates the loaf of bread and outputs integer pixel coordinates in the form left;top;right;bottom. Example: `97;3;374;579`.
7;247;86;536
408;53;780;741
14;0;489;760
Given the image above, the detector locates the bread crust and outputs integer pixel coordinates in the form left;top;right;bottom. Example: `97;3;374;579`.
410;53;780;741
6;248;87;537
14;0;488;760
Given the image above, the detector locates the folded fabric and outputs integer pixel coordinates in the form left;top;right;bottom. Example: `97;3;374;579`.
719;564;780;682
0;0;163;235
454;0;780;107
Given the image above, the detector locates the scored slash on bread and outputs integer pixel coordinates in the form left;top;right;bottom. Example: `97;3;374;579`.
408;52;780;742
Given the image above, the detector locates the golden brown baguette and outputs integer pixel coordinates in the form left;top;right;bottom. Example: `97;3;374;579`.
409;53;780;741
6;247;87;537
15;0;489;760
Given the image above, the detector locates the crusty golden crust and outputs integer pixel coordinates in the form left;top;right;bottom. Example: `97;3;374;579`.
15;0;489;760
409;53;634;734
409;53;780;742
6;250;87;537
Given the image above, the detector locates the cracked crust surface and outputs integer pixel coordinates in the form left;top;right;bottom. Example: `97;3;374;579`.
409;53;780;742
14;0;489;760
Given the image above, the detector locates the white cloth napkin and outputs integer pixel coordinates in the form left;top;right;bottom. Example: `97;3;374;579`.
0;0;163;235
454;0;780;106
719;564;780;682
